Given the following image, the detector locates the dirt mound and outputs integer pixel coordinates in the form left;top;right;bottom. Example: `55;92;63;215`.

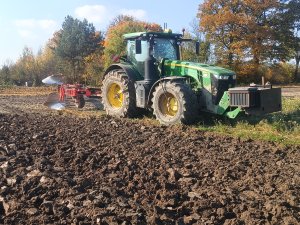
0;113;299;224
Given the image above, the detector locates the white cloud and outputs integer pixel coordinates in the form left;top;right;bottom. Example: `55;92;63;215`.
38;20;57;30
75;5;109;25
119;9;147;20
14;19;58;40
15;19;57;30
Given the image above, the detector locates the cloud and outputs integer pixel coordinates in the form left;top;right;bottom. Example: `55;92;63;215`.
14;19;57;30
75;5;109;25
119;9;147;20
14;19;58;40
38;20;57;30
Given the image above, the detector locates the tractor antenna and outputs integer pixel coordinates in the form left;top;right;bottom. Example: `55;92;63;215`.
182;28;185;37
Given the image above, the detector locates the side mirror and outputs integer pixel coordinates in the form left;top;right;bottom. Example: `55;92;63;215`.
196;41;200;55
135;39;142;54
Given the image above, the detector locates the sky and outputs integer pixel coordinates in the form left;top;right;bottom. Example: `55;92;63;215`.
0;0;202;66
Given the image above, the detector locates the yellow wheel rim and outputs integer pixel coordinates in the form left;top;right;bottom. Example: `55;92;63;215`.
107;83;123;108
159;93;178;116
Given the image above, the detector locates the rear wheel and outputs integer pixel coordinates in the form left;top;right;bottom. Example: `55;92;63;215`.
152;81;197;125
101;69;137;117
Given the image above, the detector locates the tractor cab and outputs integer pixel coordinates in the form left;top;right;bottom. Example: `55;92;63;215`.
124;31;182;79
124;31;181;60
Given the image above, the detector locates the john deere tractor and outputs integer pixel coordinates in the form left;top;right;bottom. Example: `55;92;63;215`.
101;30;281;125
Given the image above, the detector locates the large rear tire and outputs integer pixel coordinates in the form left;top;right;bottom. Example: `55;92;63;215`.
152;81;197;125
101;69;137;117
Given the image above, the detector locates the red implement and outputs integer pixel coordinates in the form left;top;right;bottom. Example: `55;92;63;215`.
58;84;101;108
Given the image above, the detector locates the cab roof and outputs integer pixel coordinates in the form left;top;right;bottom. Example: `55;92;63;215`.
123;32;182;40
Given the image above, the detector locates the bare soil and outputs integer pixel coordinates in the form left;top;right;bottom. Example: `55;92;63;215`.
0;89;299;224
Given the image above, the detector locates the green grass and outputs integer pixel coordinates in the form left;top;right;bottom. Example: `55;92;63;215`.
196;97;300;146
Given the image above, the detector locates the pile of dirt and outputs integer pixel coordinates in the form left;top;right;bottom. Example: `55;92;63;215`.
0;113;299;224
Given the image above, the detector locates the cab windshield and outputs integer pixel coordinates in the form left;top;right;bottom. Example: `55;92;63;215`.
153;38;178;60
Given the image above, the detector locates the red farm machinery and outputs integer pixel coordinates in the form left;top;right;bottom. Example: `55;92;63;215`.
42;75;101;110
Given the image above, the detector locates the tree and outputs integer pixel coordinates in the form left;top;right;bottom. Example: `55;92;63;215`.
0;64;11;85
181;18;211;63
198;0;280;67
54;16;103;82
103;15;162;68
10;47;41;86
82;33;105;85
36;45;62;79
197;0;300;83
283;0;300;81
108;15;135;29
270;0;300;81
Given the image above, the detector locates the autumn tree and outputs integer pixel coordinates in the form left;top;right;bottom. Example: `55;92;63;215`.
199;0;244;67
103;15;162;68
36;45;63;80
198;0;281;67
197;0;300;83
181;18;211;63
279;0;300;81
82;37;104;85
108;15;135;29
54;16;103;82
9;47;43;86
0;47;49;86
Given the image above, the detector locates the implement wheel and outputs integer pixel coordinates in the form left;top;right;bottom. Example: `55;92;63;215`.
101;69;137;117
152;81;197;125
74;95;85;108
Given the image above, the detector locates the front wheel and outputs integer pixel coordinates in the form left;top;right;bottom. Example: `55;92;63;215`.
151;81;198;125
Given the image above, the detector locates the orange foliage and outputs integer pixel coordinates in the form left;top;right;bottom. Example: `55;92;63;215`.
198;0;280;66
234;61;295;84
103;19;162;67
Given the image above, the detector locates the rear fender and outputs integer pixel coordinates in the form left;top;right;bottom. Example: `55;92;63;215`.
103;63;142;82
147;76;187;105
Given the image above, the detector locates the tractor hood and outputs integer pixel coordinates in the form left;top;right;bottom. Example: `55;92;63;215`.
162;60;236;78
162;60;237;106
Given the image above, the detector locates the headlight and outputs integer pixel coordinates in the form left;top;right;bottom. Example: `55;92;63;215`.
213;74;229;80
220;75;229;80
232;74;236;80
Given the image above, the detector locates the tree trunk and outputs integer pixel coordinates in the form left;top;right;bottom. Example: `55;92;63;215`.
253;54;260;66
228;52;233;68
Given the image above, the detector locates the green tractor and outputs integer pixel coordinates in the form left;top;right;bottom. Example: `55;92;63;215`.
101;30;281;125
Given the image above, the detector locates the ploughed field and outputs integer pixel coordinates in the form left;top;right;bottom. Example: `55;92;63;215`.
0;88;299;224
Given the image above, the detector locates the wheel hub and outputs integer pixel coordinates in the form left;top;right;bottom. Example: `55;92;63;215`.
107;83;123;108
159;93;178;116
